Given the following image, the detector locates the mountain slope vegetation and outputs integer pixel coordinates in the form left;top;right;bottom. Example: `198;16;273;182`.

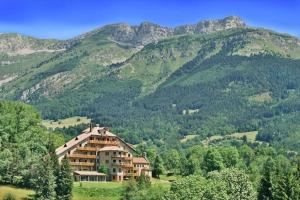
1;16;300;150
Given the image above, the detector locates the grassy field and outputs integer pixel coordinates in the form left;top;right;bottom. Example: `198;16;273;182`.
202;131;258;146
0;185;34;200
73;182;123;200
0;180;170;200
42;116;91;129
180;134;198;143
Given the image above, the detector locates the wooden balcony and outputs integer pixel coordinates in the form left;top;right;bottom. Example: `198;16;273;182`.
67;154;96;159
112;162;133;168
77;147;97;151
111;156;132;160
123;163;133;168
70;162;95;167
89;140;119;145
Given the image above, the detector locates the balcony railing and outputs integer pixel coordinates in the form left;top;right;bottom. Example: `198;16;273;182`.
112;163;133;168
67;154;96;159
77;147;97;151
70;162;95;167
123;164;133;168
111;156;132;160
89;140;119;145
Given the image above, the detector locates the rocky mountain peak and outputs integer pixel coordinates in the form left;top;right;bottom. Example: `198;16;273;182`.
174;15;246;35
78;16;247;45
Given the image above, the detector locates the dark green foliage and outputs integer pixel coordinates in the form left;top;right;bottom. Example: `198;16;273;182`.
202;148;224;173
55;157;73;200
0;101;64;188
34;155;56;200
258;157;275;200
152;155;165;178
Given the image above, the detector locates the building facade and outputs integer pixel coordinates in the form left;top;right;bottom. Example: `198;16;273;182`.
55;125;151;182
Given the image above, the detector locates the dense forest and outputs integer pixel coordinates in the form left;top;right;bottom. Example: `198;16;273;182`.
1;100;300;200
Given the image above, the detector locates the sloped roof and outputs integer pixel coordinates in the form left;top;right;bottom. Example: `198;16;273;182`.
99;146;126;152
55;126;134;156
133;157;150;164
74;171;106;176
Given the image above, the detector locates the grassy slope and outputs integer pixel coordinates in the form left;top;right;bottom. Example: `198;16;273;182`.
0;185;34;200
42;116;91;129
0;181;170;200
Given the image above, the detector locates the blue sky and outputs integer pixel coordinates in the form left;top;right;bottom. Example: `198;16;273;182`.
0;0;299;39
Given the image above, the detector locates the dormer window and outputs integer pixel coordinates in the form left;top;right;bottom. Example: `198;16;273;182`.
64;144;67;147
75;137;78;140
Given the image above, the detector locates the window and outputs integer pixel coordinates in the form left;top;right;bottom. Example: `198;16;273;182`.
119;168;122;173
90;137;94;140
105;152;109;156
119;152;121;155
105;160;109;164
119;160;121;163
113;175;116;180
113;152;116;155
113;160;116;163
128;154;131;157
113;168;116;173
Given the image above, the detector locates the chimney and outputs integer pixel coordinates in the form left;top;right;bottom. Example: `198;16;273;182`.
89;123;93;132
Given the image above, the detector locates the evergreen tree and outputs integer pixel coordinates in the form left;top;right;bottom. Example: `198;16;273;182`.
56;157;73;200
258;157;275;200
152;155;164;179
34;155;56;200
271;156;298;200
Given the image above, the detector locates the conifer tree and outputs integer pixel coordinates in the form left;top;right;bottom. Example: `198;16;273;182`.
34;155;56;200
152;155;164;179
56;157;73;200
258;157;275;200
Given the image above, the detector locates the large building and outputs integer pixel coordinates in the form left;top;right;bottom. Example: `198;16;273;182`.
55;125;151;182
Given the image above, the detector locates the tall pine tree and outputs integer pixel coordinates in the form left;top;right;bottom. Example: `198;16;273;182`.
34;155;56;200
56;157;73;200
152;155;164;179
258;157;275;200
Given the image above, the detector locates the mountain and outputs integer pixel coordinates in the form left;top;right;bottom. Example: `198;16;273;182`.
1;16;300;150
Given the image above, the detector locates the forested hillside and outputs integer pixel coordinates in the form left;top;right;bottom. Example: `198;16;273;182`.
0;101;64;187
1;16;300;151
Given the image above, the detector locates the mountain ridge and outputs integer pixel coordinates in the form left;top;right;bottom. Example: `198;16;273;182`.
1;16;300;150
